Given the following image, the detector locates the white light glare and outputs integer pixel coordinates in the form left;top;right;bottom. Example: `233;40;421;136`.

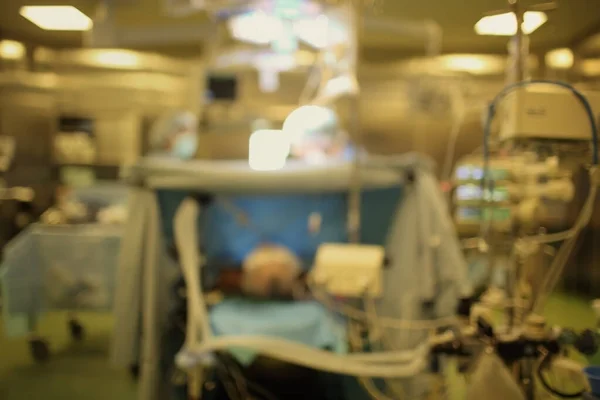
474;11;547;36
283;106;336;144
259;69;280;93
20;6;93;31
0;40;25;60
314;74;359;105
440;54;506;74
294;16;346;49
93;50;139;68
228;12;347;50
228;12;284;45
545;48;574;70
248;129;290;171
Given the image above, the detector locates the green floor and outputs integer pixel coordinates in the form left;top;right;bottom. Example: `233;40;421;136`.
0;311;136;400
0;294;597;400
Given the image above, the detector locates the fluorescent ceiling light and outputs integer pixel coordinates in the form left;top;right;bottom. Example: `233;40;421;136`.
475;11;547;36
93;50;139;68
19;6;93;31
440;54;506;74
0;40;25;60
545;48;574;69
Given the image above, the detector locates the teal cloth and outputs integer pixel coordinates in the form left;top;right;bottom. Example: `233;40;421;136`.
209;299;347;365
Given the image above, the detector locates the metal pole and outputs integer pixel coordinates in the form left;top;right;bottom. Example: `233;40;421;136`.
510;0;527;83
348;0;362;244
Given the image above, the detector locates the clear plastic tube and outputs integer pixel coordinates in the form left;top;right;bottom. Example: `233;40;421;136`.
532;168;599;312
186;336;428;378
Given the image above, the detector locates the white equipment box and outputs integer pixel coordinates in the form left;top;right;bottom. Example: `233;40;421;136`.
311;243;385;298
499;86;600;141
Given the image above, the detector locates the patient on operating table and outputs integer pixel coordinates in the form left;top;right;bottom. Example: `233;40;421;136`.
241;244;303;299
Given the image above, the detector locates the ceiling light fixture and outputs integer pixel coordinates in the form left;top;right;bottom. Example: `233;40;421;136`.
93;50;139;68
19;5;93;31
474;11;547;36
440;54;506;74
228;11;284;45
0;40;26;60
545;48;574;69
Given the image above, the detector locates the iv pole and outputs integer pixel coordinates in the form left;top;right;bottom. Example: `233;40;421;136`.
478;2;557;399
348;0;363;244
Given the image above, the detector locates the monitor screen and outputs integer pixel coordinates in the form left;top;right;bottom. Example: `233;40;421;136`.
206;75;238;101
58;116;94;135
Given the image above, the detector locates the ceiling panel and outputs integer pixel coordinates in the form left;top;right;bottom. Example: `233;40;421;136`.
0;0;599;56
366;0;600;53
0;0;97;47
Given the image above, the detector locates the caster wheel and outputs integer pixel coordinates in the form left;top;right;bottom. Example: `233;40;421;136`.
69;319;85;342
129;364;140;380
29;339;50;363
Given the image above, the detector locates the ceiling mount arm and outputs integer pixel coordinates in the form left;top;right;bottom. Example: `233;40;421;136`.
480;0;558;83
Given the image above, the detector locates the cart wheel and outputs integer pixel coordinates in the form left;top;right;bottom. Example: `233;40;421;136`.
68;319;85;342
29;338;50;363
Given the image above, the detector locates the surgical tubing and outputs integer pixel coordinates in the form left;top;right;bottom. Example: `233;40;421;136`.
187;336;428;378
174;198;212;340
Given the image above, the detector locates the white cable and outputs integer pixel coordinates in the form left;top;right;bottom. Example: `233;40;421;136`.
187;336;428;378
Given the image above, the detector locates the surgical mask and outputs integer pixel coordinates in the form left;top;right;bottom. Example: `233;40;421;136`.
172;133;198;160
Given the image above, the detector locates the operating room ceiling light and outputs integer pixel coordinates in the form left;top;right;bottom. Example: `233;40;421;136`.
228;11;347;50
93;50;140;68
294;15;347;49
19;5;93;31
440;54;506;75
228;11;284;45
474;11;547;36
0;40;26;60
545;48;574;70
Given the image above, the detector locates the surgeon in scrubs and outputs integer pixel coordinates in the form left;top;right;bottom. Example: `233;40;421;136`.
148;110;199;160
